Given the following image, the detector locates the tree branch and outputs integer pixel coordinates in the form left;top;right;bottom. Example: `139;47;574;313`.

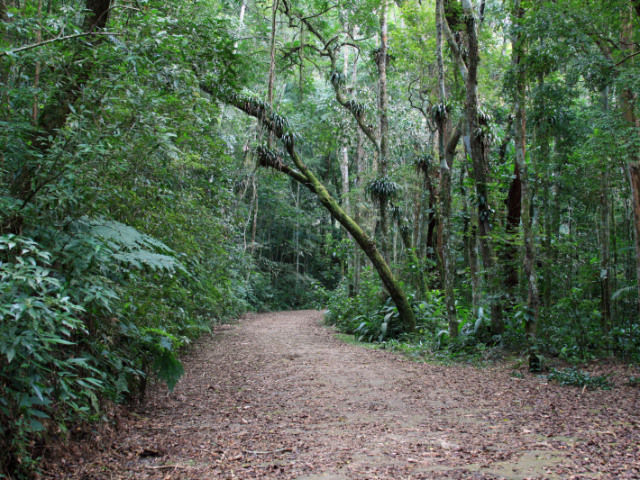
441;3;468;82
446;120;463;161
1;31;123;56
616;50;640;67
279;0;380;152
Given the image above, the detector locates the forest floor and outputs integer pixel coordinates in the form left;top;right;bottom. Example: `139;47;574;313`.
44;310;639;480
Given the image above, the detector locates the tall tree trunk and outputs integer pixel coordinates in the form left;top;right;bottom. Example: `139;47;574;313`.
294;182;301;284
462;154;481;317
250;176;259;255
424;170;439;268
351;53;364;296
267;0;279;148
629;164;640;314
340;48;351;216
504;162;521;297
377;0;389;175
32;0;42;125
412;188;422;252
621;4;640;315
376;0;391;261
353;128;365;296
600;166;612;332
512;0;539;340
233;0;248;52
461;0;504;333
435;0;459;337
599;87;612;332
7;0;112;214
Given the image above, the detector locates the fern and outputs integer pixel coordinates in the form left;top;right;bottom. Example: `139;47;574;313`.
81;218;173;253
72;217;187;274
112;252;187;274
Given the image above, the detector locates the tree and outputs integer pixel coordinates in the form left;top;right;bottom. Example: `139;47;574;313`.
216;91;417;332
510;0;539;340
442;0;505;333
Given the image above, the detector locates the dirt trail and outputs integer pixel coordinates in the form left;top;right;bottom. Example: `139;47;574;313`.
52;311;639;479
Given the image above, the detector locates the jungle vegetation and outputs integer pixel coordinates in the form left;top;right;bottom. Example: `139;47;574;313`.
1;0;639;475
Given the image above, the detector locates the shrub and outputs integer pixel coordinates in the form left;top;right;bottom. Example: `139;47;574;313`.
546;367;613;390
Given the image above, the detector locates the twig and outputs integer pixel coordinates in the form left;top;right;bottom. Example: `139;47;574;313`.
144;464;198;470
243;447;293;455
2;32;123;56
615;50;640;67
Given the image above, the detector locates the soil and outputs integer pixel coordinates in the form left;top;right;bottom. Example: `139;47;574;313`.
43;310;640;479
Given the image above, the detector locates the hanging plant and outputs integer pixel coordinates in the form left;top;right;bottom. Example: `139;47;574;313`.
281;130;300;149
413;152;434;177
366;177;399;205
345;100;366;119
477;105;493;125
431;102;450;123
389;203;404;223
256;146;285;171
329;71;346;87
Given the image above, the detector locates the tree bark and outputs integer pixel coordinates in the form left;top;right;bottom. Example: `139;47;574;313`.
629;164;640;315
512;0;539;340
598;87;612;332
621;3;640;315
83;0;111;31
250;176;259;255
444;0;504;333
435;0;461;337
504;162;521;294
377;0;389;176
7;0;112;210
266;0;279;148
376;0;391;261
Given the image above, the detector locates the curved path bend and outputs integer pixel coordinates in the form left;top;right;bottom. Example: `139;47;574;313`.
55;311;638;479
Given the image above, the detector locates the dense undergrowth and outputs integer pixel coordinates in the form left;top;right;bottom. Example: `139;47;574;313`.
3;0;640;477
0;221;249;476
0;3;251;477
325;268;640;368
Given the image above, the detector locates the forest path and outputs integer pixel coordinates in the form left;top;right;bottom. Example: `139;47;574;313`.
57;311;638;479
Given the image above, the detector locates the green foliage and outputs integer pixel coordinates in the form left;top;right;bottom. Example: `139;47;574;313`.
0;1;255;475
0;235;98;472
366;177;400;205
547;368;613;391
353;301;403;343
325;268;385;333
3;0;640;473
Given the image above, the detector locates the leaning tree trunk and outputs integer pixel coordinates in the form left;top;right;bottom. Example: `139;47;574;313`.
283;144;416;332
220;93;417;332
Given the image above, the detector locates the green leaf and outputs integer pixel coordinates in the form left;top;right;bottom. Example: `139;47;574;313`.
152;351;184;391
29;418;45;432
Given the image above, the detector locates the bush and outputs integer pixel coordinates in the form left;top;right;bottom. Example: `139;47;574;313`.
325;267;385;333
0;219;228;475
547;367;613;390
